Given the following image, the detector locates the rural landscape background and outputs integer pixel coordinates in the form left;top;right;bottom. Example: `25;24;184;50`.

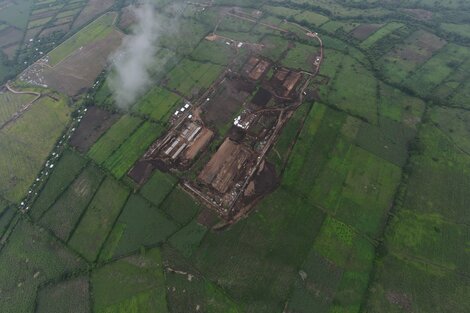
0;0;469;312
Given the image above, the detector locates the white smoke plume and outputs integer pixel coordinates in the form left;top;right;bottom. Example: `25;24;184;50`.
108;3;161;109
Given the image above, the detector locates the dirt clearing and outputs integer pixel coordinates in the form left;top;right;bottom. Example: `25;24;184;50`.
70;106;120;153
41;29;123;96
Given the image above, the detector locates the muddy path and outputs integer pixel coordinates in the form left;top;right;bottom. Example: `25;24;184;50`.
0;82;42;130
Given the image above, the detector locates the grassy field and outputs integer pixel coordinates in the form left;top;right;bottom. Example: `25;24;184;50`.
0;95;71;203
134;86;181;122
325;54;378;123
99;194;178;259
68;177;129;262
404;44;470;96
0;92;35;127
379;30;447;84
103;121;163;179
192;187;326;313
293;10;329;26
168;219;207;258
441;22;470;39
0;219;86;313
191;40;235;66
48;12;117;66
92;248;168;313
140;169;178;207
282;42;318;71
31;149;87;220
166;59;224;97
88;115;143;164
36;276;90;313
159;186;201;225
39;163;104;241
360;22;404;49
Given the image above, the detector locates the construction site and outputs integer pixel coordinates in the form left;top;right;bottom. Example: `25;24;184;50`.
127;51;313;221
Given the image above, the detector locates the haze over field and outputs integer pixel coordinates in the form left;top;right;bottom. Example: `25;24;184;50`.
108;3;161;109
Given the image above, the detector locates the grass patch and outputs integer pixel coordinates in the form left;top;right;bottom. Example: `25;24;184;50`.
134;86;181;122
88;114;142;164
140;169;178;207
40;163;104;241
0;219;86;313
0;96;71;203
68;177;129;262
48;12;117;65
92;248;167;313
103;121;163;179
31;149;87;220
36;276;90;313
360;22;404;49
0;92;35;127
101;194;178;259
159;186;201;225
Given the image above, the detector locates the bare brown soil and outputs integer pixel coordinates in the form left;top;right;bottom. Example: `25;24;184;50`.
386;291;412;312
350;24;383;40
42;29;124;96
71;0;116;31
197;207;221;228
242;161;279;202
251;88;271;107
128;160;154;185
243;56;271;80
402;8;433;21
198;138;252;193
201;78;251;131
391;30;446;63
184;128;214;160
118;5;137;30
2;43;19;59
69;106;119;153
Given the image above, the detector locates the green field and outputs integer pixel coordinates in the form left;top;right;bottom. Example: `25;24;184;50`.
159;186;201;225
293;10;329;26
140;169;178;207
282;41;318;70
325;54;378;123
39;163;104;241
166;59;224;97
68;177;129;262
103;121;163;178
88;115;143;164
31;149;87;220
36;276;90;313
92;248;168;313
404;44;470;96
47;12;117;65
0;92;35;127
99;194;178;259
360;22;404;49
134;86;181;122
0;95;71;203
0;219;86;313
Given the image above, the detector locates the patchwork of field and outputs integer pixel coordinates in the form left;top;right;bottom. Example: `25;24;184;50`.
1;0;470;312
